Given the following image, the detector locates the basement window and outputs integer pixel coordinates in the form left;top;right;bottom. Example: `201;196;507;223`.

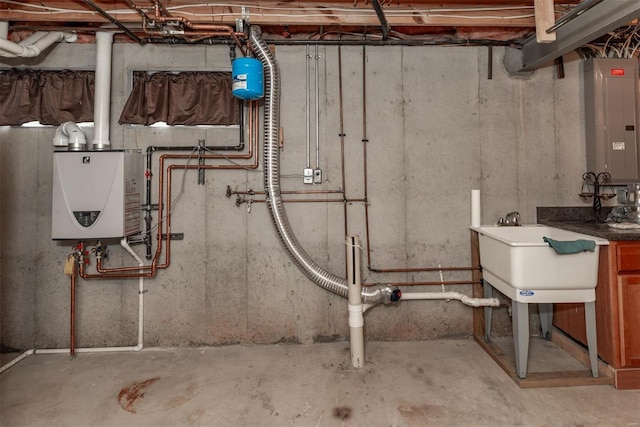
0;69;95;126
119;71;239;127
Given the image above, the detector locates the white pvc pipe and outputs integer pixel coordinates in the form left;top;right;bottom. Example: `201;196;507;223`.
0;37;30;56
0;21;8;40
0;349;34;374
53;122;87;149
0;31;66;58
0;239;145;374
92;32;113;150
346;235;364;368
17;31;48;47
120;238;145;350
401;291;500;307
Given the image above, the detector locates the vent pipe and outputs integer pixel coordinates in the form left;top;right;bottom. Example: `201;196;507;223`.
53;122;87;150
92;32;113;150
0;21;8;40
248;26;400;305
0;27;77;58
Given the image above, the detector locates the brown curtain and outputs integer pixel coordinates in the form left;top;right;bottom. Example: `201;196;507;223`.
118;71;239;126
0;69;94;126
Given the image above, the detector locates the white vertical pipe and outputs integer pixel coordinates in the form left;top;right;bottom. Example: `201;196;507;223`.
0;21;10;40
120;239;145;350
347;235;364;368
93;32;113;150
471;189;481;227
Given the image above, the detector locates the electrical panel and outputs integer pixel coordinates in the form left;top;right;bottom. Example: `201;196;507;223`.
584;58;640;184
52;150;143;239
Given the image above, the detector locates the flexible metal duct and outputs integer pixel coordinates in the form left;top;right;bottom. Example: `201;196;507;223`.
248;27;400;305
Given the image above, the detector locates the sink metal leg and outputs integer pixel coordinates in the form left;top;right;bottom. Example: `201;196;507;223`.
539;303;553;340
484;281;494;341
584;301;599;378
512;301;530;379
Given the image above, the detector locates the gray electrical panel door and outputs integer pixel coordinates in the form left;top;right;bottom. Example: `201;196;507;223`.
584;58;639;184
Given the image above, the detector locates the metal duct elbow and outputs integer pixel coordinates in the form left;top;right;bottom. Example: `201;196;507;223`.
248;26;400;305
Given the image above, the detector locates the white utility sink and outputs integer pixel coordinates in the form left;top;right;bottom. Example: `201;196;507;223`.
472;225;609;303
471;224;609;379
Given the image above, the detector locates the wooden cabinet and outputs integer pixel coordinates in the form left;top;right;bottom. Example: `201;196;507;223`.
554;240;640;389
620;275;640;367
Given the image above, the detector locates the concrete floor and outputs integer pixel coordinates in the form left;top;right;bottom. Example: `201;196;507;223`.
1;339;639;427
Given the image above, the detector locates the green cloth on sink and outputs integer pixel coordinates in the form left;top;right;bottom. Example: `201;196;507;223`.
543;237;596;254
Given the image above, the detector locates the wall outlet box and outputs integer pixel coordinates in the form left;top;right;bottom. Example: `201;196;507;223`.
303;168;313;184
313;169;322;184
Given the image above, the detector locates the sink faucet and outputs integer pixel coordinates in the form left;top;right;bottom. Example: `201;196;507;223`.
498;211;521;226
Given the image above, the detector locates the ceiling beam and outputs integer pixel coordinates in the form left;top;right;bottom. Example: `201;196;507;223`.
533;0;555;43
520;0;640;71
0;2;539;28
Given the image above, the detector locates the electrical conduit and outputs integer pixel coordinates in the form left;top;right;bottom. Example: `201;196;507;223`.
248;26;400;305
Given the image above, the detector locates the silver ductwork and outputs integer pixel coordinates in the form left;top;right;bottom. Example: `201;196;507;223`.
248;27;400;305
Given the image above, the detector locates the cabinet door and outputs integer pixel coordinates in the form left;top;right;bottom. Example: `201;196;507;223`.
619;275;640;367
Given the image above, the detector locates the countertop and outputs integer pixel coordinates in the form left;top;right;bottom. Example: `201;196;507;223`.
537;207;640;241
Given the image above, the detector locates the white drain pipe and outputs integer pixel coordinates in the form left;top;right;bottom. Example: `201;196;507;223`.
0;28;76;58
0;240;145;374
346;235;364;368
401;291;500;307
92;32;113;150
0;21;9;40
119;238;145;351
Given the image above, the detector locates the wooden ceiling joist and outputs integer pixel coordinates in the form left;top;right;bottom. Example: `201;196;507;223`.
0;1;543;28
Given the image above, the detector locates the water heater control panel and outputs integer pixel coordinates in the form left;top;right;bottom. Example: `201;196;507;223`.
52;150;143;239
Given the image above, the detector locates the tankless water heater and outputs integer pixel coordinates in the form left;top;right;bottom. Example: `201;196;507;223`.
52;150;143;239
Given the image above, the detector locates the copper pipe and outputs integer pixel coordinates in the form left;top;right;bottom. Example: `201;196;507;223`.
361;45;374;271
250;198;352;204
95;258;152;274
232;189;344;196
88;101;259;276
81;260;155;279
70;261;76;357
338;45;349;247
370;266;480;273
88;156;260;276
245;197;366;204
151;1;246;52
363;280;481;287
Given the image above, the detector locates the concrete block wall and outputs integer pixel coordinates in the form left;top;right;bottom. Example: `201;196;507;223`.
1;40;590;350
